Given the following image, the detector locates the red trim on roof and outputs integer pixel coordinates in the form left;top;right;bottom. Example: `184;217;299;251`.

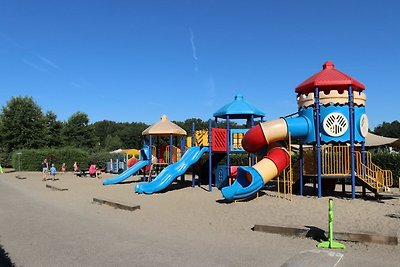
295;61;365;94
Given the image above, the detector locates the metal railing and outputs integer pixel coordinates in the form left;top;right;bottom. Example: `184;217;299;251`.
275;135;293;201
354;151;392;191
321;146;350;175
303;145;393;192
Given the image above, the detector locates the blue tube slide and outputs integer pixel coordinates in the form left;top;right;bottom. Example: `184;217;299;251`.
135;146;209;194
221;116;312;200
103;160;150;185
221;166;264;200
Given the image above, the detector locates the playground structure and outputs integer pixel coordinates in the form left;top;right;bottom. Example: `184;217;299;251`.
104;61;395;201
103;146;151;185
222;61;393;200
106;148;140;174
134;95;266;194
103;115;187;186
212;94;265;189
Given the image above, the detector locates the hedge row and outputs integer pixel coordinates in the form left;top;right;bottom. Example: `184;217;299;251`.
9;148;400;188
10;148;119;172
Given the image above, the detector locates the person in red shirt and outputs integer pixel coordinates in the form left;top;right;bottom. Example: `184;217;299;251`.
88;163;98;178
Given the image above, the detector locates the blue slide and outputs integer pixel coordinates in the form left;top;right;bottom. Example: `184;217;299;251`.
221;166;264;200
103;160;150;185
135;146;209;194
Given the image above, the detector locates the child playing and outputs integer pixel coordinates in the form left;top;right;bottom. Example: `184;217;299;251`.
73;161;79;173
88;163;99;178
50;164;57;181
42;158;49;181
61;162;66;172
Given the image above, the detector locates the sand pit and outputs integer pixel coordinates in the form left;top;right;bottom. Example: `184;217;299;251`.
0;171;399;266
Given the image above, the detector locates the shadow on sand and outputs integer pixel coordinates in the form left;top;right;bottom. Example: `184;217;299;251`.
0;243;15;267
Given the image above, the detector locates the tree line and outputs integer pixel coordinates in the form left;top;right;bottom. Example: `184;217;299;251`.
0;96;235;166
1;96;399;167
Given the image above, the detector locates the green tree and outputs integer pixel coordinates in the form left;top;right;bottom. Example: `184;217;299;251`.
93;120;148;150
45;111;64;148
0;96;46;155
119;122;148;149
104;134;123;151
373;120;400;138
92;120;119;147
61;112;97;148
173;118;209;135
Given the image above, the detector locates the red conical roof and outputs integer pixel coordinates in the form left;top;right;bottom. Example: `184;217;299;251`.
295;61;365;94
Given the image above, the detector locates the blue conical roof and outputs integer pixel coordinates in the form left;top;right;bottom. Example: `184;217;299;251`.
213;94;265;119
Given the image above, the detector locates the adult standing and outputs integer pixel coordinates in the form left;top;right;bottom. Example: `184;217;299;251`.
42;159;48;181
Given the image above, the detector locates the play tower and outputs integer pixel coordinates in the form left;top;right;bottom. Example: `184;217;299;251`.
222;61;392;200
295;61;367;199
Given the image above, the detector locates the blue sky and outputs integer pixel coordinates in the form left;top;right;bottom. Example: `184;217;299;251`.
0;0;399;129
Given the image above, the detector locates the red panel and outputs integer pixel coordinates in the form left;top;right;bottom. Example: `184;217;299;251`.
211;128;227;152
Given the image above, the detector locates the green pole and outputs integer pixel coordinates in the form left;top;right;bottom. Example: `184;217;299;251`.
317;198;345;249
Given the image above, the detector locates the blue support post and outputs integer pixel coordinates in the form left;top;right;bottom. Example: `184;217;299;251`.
226;115;230;179
180;136;185;182
314;87;322;198
142;138;146;181
115;153;119;174
208;119;212;192
361;142;366;172
148;135;153;181
361;141;366;196
349;86;356;199
169;134;173;164
192;122;196;187
299;144;304;196
250;115;255;165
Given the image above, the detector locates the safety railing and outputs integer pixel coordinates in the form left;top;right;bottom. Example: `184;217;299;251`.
303;145;393;192
165;145;182;164
354;151;387;191
276;168;293;201
275;135;293;201
321;146;351;175
383;170;393;188
364;151;393;188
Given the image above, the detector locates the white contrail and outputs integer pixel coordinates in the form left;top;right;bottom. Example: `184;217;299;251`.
189;28;198;72
37;55;62;71
22;58;48;73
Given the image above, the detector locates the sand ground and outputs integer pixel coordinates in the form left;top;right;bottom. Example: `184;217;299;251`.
0;171;399;267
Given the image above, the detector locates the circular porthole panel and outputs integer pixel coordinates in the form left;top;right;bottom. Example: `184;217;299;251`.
323;112;349;137
360;114;369;138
